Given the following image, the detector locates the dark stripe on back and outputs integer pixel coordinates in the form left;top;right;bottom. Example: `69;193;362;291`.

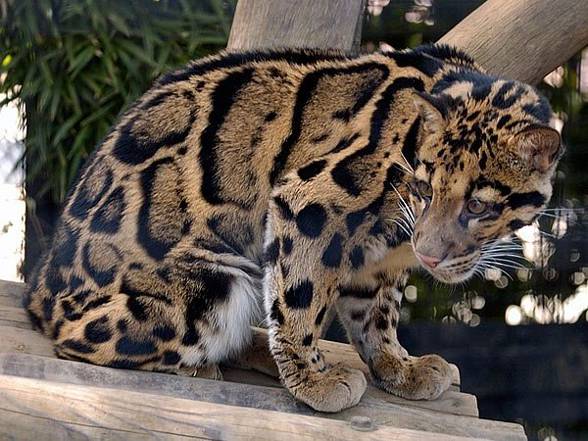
332;77;424;196
200;68;255;205
270;63;389;185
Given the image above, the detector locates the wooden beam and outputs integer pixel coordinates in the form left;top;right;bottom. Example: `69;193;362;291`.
439;0;588;84
227;0;366;54
0;373;526;441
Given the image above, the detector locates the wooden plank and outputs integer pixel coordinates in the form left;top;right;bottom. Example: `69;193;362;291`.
227;0;366;54
0;374;510;441
0;353;527;440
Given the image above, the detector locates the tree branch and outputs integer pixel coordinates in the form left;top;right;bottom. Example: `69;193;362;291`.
439;0;588;84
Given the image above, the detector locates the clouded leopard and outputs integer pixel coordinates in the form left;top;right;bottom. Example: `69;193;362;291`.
25;44;561;412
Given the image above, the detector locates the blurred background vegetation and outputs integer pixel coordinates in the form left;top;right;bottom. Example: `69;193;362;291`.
0;1;587;440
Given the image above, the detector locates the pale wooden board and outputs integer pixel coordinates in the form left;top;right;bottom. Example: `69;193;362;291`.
0;374;507;441
0;352;531;441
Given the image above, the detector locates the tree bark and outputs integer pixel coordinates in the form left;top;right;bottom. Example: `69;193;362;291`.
439;0;588;84
227;0;366;55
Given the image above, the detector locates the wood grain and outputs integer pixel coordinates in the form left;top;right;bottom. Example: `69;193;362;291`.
0;374;518;441
440;0;588;84
0;353;525;439
227;0;366;54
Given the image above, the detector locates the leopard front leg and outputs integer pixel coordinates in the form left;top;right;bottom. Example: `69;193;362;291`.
264;191;367;412
337;272;452;400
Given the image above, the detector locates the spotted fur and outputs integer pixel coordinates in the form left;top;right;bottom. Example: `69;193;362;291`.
25;44;561;412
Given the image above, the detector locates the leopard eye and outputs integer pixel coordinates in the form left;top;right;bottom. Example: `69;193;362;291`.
466;199;487;215
417;181;432;198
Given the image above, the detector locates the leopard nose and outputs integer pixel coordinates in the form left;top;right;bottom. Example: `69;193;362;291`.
416;252;442;269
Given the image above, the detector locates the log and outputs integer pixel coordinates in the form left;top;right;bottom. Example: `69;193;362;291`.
227;0;366;54
0;373;523;441
439;0;588;84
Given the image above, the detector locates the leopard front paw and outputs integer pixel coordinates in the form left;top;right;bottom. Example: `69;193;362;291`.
287;363;367;412
370;352;452;400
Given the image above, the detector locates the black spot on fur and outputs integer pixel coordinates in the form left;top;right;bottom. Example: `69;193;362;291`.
282;236;293;255
162;351;181;365
84;316;112;343
285;280;314;309
339;285;378;299
346;193;384;236
200;68;255;205
507;191;546;209
82;295;111;312
116;336;157;356
295;203;327;238
273;196;294;221
117;319;128;333
264;237;280;265
496;115;511;129
270;299;285;325
387;50;443;77
350;310;365;321
302;334;313;346
42;296;55;321
508;219;526;230
61;339;95;354
321;233;343;268
153;325;176;341
298;160;326;181
182;328;200;346
90;187;126;233
265;111;278;122
402;117;420;167
315;306;327;325
349;246;365;269
126;296;148;322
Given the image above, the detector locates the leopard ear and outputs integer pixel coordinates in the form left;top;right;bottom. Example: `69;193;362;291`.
512;125;562;173
412;92;446;135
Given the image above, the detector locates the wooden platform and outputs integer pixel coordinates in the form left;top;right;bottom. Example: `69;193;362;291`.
0;280;527;440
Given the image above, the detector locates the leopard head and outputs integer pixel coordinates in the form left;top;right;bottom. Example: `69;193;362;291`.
406;76;562;283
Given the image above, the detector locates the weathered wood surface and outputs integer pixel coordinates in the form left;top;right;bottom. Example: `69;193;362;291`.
227;0;366;54
0;280;531;440
0;353;529;441
1;374;499;441
440;0;588;84
0;280;528;440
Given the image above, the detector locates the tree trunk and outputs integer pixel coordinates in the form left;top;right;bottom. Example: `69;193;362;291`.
439;0;588;84
227;0;366;55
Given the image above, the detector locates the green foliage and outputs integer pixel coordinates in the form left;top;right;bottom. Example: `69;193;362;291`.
0;0;232;203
